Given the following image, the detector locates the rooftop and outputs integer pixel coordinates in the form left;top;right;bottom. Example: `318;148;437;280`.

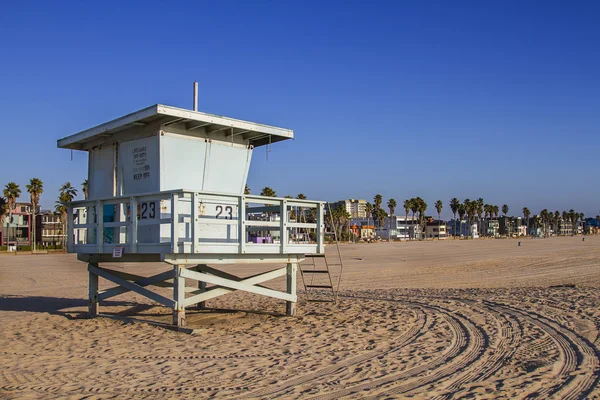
57;104;294;150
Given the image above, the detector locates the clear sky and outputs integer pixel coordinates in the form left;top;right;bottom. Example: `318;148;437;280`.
1;1;598;219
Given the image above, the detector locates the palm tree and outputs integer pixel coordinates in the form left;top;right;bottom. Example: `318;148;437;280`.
450;198;460;239
462;199;477;238
3;182;21;246
82;179;89;200
387;198;397;242
56;182;78;249
457;204;466;238
373;194;383;236
403;199;411;240
415;197;427;239
260;187;276;197
522;207;530;235
365;202;373;236
26;178;43;250
244;184;251;195
492;205;499;219
540;209;549;237
410;198;419;240
434;200;443;239
0;197;7;246
476;198;484;237
502;204;509;216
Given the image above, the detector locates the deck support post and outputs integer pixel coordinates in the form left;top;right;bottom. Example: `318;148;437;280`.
286;261;297;316
198;266;207;310
88;263;99;316
173;265;186;327
189;264;207;310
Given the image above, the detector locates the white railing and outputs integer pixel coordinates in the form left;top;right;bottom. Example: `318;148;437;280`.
67;189;325;256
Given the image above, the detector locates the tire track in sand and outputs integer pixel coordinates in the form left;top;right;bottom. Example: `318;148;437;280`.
483;300;600;400
427;298;524;399
305;298;485;400
239;305;428;399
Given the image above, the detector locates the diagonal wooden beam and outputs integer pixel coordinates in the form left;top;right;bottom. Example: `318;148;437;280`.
90;265;175;308
181;266;292;306
98;269;175;301
194;264;270;290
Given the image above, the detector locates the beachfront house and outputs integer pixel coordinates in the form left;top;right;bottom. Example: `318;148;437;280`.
425;220;447;239
448;219;479;239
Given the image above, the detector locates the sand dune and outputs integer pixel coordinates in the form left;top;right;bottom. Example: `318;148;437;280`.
1;236;600;399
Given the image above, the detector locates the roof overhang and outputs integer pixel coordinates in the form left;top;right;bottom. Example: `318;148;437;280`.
57;104;294;150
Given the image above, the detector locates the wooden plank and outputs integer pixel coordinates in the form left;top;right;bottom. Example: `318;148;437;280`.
90;265;175;308
180;267;294;303
98;269;175;301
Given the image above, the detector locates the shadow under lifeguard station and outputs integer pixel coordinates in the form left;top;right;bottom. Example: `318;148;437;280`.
56;87;327;329
0;295;134;316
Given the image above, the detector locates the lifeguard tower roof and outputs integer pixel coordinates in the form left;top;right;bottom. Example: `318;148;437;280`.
57;104;293;150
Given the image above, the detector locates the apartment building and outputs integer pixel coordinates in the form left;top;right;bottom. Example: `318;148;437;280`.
330;199;367;219
37;211;65;246
2;202;37;246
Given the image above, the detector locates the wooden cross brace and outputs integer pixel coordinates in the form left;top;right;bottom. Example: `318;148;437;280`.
180;264;295;307
89;264;176;308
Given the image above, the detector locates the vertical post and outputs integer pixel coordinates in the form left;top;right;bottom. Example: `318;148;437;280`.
88;263;99;316
191;193;198;254
66;205;74;253
280;199;287;254
173;265;186;327
198;264;207;310
129;197;138;253
316;203;324;254
286;261;297;316
238;195;246;254
171;193;180;254
96;201;104;253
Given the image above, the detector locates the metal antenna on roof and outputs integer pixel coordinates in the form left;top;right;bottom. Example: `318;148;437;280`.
193;82;198;111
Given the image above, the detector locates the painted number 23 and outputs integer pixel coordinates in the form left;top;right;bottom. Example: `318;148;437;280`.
140;202;156;219
216;205;233;219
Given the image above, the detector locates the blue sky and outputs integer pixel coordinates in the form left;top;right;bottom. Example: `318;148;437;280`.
1;1;599;218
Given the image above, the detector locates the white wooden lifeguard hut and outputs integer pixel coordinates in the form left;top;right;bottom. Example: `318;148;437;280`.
57;93;325;327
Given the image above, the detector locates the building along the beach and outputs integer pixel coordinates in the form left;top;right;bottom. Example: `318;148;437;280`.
484;219;500;237
448;220;479;238
369;215;420;240
331;199;368;219
2;202;38;247
425;220;447;239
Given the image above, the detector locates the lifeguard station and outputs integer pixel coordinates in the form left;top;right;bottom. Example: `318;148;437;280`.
57;94;328;327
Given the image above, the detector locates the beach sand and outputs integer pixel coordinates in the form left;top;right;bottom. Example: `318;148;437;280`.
1;236;600;399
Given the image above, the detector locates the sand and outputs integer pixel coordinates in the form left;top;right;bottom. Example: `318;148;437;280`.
1;236;600;399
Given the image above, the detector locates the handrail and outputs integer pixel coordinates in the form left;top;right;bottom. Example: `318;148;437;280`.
67;189;325;256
